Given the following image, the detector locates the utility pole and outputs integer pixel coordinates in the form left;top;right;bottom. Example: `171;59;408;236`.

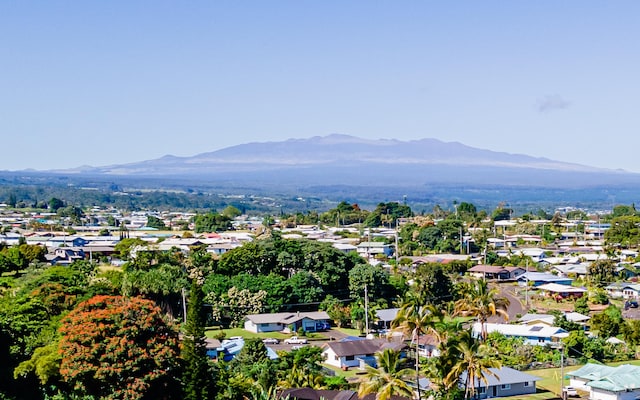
364;284;369;335
525;258;529;307
181;287;188;324
560;343;565;399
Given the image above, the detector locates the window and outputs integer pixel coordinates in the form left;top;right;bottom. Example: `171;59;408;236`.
501;384;511;390
345;355;355;361
478;387;486;394
524;382;530;387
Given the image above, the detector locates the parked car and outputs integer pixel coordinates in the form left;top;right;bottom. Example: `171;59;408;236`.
262;338;279;344
315;322;331;331
284;336;308;344
563;386;578;397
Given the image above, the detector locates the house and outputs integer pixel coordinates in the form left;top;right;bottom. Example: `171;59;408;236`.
206;242;241;255
322;338;406;370
357;242;394;258
416;334;440;358
605;282;640;299
460;366;541;399
567;363;640;400
419;366;541;399
473;322;568;346
45;247;86;265
204;338;222;359
331;243;358;254
374;308;400;330
551;263;589;277
0;232;22;246
517;272;573;287
278;388;359;400
244;311;331;333
518;312;589;327
536;282;587;299
467;265;525;280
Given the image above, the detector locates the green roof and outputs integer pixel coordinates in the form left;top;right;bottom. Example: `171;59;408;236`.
570;364;640;392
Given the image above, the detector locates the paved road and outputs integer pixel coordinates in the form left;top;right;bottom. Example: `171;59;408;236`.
487;283;525;323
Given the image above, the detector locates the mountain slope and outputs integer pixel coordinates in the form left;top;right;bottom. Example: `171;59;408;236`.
58;134;636;188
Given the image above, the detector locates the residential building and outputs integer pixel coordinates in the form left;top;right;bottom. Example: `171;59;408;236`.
567;363;640;400
473;322;568;346
321;338;406;369
244;311;330;333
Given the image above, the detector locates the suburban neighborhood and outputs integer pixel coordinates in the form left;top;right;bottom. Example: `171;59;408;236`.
3;197;640;400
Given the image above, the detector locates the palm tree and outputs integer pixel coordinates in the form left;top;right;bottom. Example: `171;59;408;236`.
357;348;415;400
392;292;433;400
454;279;509;340
446;330;501;400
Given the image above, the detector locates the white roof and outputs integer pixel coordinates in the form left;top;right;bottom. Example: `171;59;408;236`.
537;283;586;293
474;322;568;339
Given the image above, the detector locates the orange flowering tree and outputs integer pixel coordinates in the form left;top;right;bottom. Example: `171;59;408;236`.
58;295;181;400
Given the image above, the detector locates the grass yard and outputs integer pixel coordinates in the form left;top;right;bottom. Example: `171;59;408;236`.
204;327;331;341
526;359;640;398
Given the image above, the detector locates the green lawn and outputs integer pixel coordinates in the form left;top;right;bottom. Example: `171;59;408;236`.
526;360;640;398
204;327;331;341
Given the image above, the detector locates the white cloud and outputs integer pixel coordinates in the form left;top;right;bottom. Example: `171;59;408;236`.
536;94;571;113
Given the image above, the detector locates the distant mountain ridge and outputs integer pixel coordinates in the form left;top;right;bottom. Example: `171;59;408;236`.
54;134;637;188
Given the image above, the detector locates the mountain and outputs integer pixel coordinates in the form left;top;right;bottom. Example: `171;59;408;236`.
59;134;637;189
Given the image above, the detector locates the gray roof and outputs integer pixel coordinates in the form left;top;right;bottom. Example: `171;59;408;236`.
245;311;330;324
375;308;400;322
323;338;406;357
462;367;541;387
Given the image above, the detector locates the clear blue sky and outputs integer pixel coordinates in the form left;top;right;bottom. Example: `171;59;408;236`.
2;2;639;172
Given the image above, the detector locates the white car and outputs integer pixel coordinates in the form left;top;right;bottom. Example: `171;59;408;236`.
284;336;308;345
262;337;279;345
563;386;578;397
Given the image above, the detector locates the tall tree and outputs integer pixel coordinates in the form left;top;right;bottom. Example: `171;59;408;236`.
58;295;181;400
182;281;216;400
446;330;501;400
391;293;434;400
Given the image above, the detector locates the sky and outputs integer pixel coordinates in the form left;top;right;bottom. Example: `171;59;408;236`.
1;1;639;172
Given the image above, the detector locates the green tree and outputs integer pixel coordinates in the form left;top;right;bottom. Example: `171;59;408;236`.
48;197;64;212
194;212;232;233
590;305;623;338
604;215;640;248
222;205;242;219
182;281;216;400
348;263;394;301
275;346;326;389
146;215;167;229
364;202;413;228
446;330;500;400
574;296;590;315
58;295;181;400
587;259;617;287
414;263;455;305
208;287;267;327
357;348;415;400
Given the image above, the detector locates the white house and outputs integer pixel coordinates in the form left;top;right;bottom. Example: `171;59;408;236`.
473;322;568;346
356;242;393;258
606;283;640;299
321;338;406;369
